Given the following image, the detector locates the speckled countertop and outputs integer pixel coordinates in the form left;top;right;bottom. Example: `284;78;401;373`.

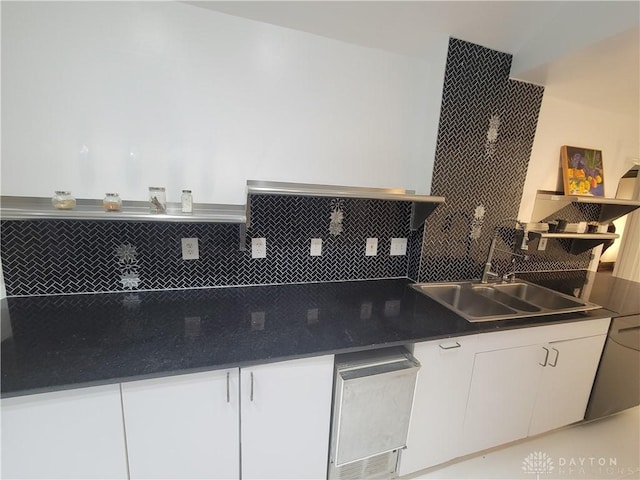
1;278;611;398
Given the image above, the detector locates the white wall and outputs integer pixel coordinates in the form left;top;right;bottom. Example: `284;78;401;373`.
1;2;444;206
518;92;640;221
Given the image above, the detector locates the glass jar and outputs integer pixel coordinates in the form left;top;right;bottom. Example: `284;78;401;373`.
52;191;76;210
103;193;122;212
149;187;166;213
181;190;193;213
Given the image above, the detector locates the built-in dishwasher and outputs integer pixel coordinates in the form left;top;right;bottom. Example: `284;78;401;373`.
328;347;420;480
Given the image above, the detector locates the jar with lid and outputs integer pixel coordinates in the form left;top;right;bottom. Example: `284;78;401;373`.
149;187;166;213
103;193;122;212
181;190;193;213
52;191;76;210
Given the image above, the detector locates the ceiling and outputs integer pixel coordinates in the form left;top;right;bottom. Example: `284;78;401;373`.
186;1;639;116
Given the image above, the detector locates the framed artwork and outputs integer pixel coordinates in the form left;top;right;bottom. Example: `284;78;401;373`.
561;145;604;196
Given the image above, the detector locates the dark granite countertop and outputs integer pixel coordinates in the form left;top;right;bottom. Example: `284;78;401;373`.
1;278;611;398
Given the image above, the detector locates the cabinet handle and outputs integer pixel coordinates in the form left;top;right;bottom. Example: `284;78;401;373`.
549;348;559;367
439;341;461;350
250;372;254;402
226;371;230;403
539;346;549;367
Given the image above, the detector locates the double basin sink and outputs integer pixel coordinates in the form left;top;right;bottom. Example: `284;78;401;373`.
412;279;600;322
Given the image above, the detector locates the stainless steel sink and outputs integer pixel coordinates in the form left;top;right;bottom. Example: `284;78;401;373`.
473;286;542;313
411;280;600;322
492;283;586;310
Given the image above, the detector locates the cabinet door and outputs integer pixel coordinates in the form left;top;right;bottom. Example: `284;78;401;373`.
121;369;240;479
1;384;128;479
461;344;544;455
399;336;477;476
240;355;334;480
529;334;607;436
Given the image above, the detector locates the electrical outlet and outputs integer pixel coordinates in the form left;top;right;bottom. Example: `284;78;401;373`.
538;237;548;251
251;237;267;259
390;238;408;256
365;238;378;256
181;238;199;260
310;238;323;256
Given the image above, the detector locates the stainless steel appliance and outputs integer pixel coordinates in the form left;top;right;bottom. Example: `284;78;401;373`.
328;347;420;480
585;313;640;420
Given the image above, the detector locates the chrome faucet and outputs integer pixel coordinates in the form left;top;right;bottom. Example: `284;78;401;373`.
481;228;529;284
481;234;501;283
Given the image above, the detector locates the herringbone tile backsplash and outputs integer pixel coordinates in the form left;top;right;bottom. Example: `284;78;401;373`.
1;38;593;296
415;38;591;282
1;195;421;296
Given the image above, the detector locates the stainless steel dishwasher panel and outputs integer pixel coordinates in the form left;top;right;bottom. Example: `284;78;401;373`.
328;347;420;479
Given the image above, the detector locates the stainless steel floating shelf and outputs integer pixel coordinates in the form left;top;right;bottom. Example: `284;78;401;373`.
532;190;640;224
526;230;620;255
0;196;246;224
245;180;445;230
528;231;619;240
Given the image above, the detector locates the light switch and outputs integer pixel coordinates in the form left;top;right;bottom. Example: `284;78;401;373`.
251;238;267;259
365;238;378;256
390;238;408;256
310;238;323;256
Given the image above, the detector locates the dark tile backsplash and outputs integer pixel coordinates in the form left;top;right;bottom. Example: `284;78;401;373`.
1;38;595;296
415;38;589;282
1;195;421;296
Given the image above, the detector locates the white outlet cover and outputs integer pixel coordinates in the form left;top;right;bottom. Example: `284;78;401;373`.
181;238;199;260
310;238;323;256
365;238;378;256
251;237;267;259
538;237;548;251
390;238;408;256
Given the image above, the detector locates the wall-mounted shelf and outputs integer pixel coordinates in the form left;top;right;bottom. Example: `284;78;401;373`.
245;180;445;230
0;196;247;224
531;190;640;224
527;230;620;255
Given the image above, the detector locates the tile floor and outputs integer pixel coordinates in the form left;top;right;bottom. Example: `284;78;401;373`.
407;407;640;479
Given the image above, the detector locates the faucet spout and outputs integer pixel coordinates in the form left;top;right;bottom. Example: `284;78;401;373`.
481;235;499;283
481;225;530;284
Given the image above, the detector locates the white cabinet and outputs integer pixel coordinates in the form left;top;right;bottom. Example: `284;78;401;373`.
1;384;128;479
460;344;544;454
399;336;478;476
529;334;607;435
462;318;610;455
121;369;240;479
119;355;334;480
240;355;334;480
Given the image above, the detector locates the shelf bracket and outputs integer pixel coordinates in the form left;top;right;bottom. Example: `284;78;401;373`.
238;223;247;252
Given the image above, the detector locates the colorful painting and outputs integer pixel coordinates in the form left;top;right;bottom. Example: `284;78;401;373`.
561;145;604;196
